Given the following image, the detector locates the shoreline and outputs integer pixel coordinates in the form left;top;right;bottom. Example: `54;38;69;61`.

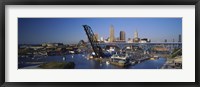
18;54;171;69
161;56;182;69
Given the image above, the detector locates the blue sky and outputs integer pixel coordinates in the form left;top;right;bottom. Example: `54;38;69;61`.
18;18;182;44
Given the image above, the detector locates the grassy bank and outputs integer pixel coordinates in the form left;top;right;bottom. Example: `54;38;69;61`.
39;62;75;69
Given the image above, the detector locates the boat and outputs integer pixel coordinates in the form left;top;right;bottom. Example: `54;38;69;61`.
89;55;93;59
150;57;155;60
110;53;130;66
131;61;136;65
69;51;75;54
154;55;159;58
63;56;66;61
106;61;110;65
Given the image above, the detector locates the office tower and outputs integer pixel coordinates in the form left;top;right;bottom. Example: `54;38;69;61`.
120;31;126;41
110;25;115;42
134;30;139;42
134;30;138;39
94;33;98;41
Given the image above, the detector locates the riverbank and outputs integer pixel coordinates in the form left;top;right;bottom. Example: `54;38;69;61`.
21;62;75;69
19;54;167;69
161;56;182;69
39;62;75;69
20;65;41;69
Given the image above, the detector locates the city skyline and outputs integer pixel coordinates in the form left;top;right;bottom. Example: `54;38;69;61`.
18;18;182;44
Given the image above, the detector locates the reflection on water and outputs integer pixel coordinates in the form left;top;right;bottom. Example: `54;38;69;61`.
18;54;166;69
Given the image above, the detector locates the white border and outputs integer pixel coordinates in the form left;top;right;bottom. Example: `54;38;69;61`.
5;5;195;82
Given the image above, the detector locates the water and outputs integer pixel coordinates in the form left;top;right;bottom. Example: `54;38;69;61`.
128;58;167;69
18;54;167;69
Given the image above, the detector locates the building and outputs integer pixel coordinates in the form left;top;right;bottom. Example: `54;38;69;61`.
44;43;63;48
116;37;120;41
134;30;138;39
120;31;126;41
139;38;150;43
127;38;133;43
110;25;115;42
133;30;139;42
165;39;167;43
178;34;182;42
30;45;44;50
100;37;104;42
94;33;98;41
54;43;64;47
46;43;54;47
42;43;47;47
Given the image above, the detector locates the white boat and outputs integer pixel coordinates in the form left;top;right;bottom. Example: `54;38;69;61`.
89;55;93;59
111;53;130;65
63;56;66;61
131;61;136;65
106;61;110;65
69;51;75;54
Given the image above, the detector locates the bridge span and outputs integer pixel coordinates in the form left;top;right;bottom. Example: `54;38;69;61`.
87;42;182;52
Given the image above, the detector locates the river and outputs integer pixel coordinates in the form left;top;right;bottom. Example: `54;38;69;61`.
18;54;167;69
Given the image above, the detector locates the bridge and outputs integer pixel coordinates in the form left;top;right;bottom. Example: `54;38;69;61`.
86;42;182;53
83;25;182;57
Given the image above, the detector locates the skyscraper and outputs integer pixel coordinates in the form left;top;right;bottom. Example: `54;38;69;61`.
179;34;182;42
110;25;115;42
94;33;98;41
134;30;138;39
134;30;139;42
120;31;125;41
